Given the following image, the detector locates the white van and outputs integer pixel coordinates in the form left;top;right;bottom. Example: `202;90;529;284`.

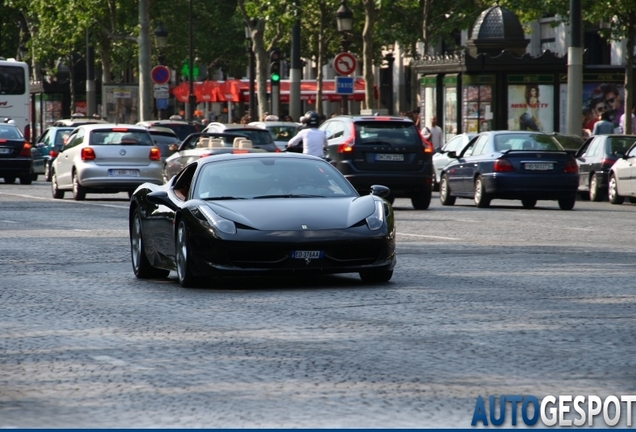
0;58;30;141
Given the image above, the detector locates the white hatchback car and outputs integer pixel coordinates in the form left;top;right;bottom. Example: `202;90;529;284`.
608;141;636;204
51;124;163;200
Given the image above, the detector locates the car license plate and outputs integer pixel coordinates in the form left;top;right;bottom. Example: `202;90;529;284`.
525;163;553;171
291;250;323;259
375;153;404;162
108;169;140;176
0;148;11;154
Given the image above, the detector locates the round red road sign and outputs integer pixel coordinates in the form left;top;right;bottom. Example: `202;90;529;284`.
151;65;171;85
333;52;357;76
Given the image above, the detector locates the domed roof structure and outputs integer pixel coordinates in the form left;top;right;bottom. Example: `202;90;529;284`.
466;5;529;57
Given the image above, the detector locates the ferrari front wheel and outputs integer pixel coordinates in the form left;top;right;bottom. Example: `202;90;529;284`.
131;208;170;279
176;220;201;288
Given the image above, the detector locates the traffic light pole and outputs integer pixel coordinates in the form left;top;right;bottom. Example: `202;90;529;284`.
270;48;281;117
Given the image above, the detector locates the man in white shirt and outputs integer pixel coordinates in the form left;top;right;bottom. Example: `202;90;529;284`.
619;103;636;134
286;111;328;158
422;116;443;151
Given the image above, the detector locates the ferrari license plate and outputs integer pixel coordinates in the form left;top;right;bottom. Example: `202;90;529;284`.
376;153;404;162
0;148;11;154
291;250;323;259
525;163;553;171
108;169;140;176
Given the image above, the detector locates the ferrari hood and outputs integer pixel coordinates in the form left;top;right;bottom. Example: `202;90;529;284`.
204;196;375;230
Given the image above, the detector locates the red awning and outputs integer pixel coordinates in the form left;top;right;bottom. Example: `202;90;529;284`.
171;78;375;103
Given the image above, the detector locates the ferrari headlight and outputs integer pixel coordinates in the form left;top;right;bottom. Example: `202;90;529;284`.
365;199;385;231
198;205;237;235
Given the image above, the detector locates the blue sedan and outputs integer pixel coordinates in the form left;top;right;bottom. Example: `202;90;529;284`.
439;131;579;209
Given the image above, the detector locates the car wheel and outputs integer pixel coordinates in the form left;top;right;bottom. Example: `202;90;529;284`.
176;220;201;288
474;176;491;208
431;176;439;192
439;175;456;206
44;163;52;182
4;176;16;184
521;198;537;209
359;269;393;283
72;171;86;201
19;175;33;185
131;208;170;279
630;197;636;204
589;175;602;202
411;186;432;210
51;171;65;199
30;172;38;181
558;195;576;210
608;175;624;204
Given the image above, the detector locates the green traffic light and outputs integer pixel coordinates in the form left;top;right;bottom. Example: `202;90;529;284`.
271;73;280;82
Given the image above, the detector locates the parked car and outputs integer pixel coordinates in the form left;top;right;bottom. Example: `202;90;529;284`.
32;126;75;181
575;134;635;201
201;123;278;152
146;126;180;162
0;123;33;184
432;133;476;190
608;140;636;205
136;120;200;141
162;132;266;182
248;121;302;151
50;124;163;200
319;115;434;209
439;131;579;209
129;153;395;287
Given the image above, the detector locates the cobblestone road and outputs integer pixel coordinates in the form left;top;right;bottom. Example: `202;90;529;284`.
1;182;636;427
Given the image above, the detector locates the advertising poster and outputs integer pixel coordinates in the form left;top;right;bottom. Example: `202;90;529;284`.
507;84;554;132
582;82;624;134
462;84;493;133
444;86;457;141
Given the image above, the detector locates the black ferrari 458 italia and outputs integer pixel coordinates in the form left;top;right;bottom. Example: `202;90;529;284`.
129;153;396;287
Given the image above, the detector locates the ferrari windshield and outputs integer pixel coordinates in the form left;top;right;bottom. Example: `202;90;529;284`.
193;157;358;199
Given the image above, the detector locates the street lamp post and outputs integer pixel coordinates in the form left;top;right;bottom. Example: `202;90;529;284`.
153;22;168;120
335;0;353;115
384;44;394;115
187;0;196;122
245;22;257;122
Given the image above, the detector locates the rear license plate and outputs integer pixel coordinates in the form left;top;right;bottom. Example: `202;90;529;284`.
0;148;11;154
291;250;323;259
375;153;404;162
108;169;140;176
525;163;553;171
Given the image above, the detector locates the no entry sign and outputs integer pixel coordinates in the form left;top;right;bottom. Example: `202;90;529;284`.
333;52;357;76
151;65;171;85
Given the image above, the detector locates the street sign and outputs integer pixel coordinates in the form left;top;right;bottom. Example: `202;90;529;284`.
156;98;168;110
333;52;357;76
151;65;171;84
154;84;170;99
335;76;354;95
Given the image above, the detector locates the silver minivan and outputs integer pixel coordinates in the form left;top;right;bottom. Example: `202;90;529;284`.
51;124;163;200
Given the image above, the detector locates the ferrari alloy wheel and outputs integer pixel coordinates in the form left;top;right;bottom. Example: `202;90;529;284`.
474;176;491;208
411;186;432;210
72;171;86;201
439;175;456;206
176;220;200;288
558;195;576;210
359;269;393;283
608;175;624;205
521;198;537;209
589;175;602;202
131;209;170;279
51;172;65;199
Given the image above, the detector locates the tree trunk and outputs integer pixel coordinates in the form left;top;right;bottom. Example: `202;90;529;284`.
99;37;113;84
624;17;635;134
138;0;152;121
362;0;376;110
315;5;326;115
251;19;269;120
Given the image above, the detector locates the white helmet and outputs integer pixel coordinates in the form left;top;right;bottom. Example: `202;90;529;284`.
7;119;16;125
264;114;279;121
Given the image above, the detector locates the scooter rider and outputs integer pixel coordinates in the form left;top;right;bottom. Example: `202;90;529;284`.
286;111;328;158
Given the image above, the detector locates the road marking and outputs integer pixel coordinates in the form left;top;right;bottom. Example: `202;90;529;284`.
565;227;592;231
92;355;127;366
0;191;128;209
0;220;17;223
398;232;461;240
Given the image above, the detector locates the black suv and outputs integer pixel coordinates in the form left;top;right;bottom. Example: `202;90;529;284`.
320;115;434;209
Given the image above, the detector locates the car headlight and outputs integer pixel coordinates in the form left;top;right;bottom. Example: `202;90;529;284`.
365;199;385;231
197;205;237;235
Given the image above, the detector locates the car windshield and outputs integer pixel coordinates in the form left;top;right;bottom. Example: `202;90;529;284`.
267;126;300;142
193;158;357;199
0;126;23;139
494;133;563;151
607;137;636;155
162;124;199;141
90;130;153;146
223;130;274;145
354;121;420;146
54;129;74;147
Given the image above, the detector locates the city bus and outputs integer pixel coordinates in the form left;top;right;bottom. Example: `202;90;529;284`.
0;58;30;141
